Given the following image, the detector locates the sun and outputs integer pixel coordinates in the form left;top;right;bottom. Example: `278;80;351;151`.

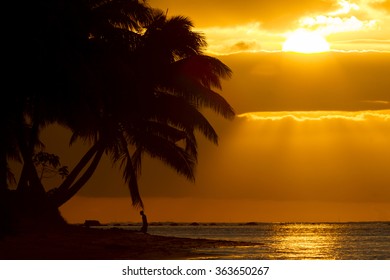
282;29;330;53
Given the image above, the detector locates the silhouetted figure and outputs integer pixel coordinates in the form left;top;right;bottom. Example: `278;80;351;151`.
140;210;148;233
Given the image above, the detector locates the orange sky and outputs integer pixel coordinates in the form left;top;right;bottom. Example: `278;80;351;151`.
56;1;390;223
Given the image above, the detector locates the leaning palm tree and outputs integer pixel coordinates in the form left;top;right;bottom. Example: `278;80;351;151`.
50;8;234;209
110;12;234;206
123;11;234;200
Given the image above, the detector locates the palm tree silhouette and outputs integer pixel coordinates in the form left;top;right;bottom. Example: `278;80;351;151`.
1;0;234;229
51;8;234;209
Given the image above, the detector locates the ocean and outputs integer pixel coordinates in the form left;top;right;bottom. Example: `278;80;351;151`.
109;222;390;259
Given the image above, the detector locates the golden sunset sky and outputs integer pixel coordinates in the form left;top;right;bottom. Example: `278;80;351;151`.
59;0;390;223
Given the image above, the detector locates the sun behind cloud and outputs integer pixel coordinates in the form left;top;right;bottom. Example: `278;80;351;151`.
282;29;330;53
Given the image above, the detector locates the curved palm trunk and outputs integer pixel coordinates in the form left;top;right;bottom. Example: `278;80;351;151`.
55;142;101;193
53;145;104;207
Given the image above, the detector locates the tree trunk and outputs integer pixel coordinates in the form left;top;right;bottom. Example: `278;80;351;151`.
53;146;104;207
12;161;67;231
54;142;100;194
7;121;68;232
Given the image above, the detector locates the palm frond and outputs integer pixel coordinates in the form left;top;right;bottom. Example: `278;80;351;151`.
91;0;153;32
132;147;143;176
133;132;196;181
146;93;219;145
115;133;143;208
122;152;143;208
134;120;188;142
127;119;198;158
167;75;235;120
172;55;232;90
143;12;207;60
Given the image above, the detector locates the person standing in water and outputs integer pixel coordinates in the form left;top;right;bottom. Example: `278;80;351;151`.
140;210;148;233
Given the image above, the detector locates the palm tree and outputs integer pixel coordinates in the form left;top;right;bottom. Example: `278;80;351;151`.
2;0;234;230
51;8;234;209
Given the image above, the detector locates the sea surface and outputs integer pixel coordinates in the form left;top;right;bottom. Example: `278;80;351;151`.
107;222;390;259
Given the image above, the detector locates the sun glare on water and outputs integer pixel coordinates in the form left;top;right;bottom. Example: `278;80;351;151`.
282;29;330;53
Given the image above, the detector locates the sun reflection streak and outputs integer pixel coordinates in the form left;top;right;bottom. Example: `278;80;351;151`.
270;223;342;259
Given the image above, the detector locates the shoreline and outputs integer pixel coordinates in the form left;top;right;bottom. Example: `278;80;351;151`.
0;225;259;260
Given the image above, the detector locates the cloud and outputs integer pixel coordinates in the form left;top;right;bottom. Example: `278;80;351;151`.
229;41;258;52
293;1;382;41
238;110;390;122
331;39;390;45
362;100;390;105
329;40;390;51
300;15;377;35
149;0;339;31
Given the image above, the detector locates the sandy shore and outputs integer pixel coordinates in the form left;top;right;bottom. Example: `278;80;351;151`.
0;225;258;260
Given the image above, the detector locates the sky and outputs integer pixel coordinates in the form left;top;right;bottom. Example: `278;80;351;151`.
58;0;390;223
149;0;390;53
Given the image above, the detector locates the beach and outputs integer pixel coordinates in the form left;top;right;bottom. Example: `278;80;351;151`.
0;225;256;260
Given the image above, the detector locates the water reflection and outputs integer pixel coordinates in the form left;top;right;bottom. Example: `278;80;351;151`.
268;223;341;259
193;223;344;259
118;222;390;259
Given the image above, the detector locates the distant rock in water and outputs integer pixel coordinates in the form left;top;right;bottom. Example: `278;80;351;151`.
245;222;258;226
84;220;101;227
190;222;200;226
